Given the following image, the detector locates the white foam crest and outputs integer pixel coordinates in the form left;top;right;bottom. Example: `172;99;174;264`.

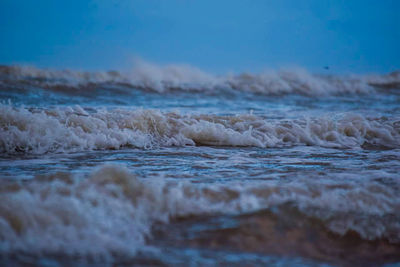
0;165;399;257
227;68;371;95
2;62;397;95
233;170;400;242
0;165;266;256
0;105;157;153
127;62;373;94
1;104;399;153
0;65;130;87
366;71;400;88
129;60;220;92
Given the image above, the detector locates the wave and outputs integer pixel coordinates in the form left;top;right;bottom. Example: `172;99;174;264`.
0;165;399;259
1;104;399;154
1;62;399;96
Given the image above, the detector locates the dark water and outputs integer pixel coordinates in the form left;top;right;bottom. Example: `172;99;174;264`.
0;65;400;266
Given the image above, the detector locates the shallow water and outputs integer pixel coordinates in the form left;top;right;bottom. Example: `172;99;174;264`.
0;65;400;266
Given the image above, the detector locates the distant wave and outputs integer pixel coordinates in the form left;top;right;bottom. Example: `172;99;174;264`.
1;104;399;154
0;165;399;258
1;62;399;96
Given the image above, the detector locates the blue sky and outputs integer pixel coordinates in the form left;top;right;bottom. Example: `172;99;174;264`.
0;0;399;73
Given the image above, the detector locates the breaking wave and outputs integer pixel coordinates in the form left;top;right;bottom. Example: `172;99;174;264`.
1;62;399;96
0;165;399;259
1;104;399;154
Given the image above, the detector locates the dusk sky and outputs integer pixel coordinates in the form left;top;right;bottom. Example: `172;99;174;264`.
1;0;399;73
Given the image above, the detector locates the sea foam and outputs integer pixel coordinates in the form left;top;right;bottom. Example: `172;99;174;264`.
1;62;399;96
1;104;399;154
0;165;399;258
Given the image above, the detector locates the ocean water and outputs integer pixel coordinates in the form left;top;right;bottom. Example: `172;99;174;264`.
0;64;399;267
